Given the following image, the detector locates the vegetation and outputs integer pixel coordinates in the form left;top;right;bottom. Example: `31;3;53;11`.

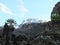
6;19;16;29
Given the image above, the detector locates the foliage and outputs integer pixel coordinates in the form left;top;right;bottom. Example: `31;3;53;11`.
6;19;16;29
51;13;60;22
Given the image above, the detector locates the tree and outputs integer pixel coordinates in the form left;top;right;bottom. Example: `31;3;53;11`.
6;19;16;28
6;18;16;39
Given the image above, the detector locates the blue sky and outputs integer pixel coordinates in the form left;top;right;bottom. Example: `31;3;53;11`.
0;0;60;26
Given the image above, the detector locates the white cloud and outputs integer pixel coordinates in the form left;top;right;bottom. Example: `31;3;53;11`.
17;0;29;16
0;3;16;15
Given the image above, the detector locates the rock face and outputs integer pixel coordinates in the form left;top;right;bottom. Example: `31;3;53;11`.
2;23;14;45
52;2;60;14
51;2;60;22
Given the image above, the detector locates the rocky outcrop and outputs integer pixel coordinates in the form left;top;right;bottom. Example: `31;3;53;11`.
51;2;60;14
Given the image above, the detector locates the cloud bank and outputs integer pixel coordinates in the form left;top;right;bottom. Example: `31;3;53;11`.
17;0;29;17
0;3;16;15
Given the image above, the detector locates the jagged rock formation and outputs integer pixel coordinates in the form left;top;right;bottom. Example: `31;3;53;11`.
52;2;60;14
51;2;60;23
0;21;60;45
2;23;15;45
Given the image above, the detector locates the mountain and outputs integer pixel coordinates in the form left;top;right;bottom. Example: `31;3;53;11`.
13;21;52;38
